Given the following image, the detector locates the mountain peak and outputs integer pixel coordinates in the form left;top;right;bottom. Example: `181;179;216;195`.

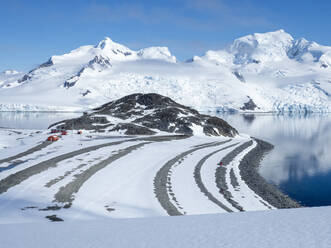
229;29;294;64
96;37;114;49
233;29;294;48
137;47;177;63
254;29;291;38
96;37;131;52
273;29;285;33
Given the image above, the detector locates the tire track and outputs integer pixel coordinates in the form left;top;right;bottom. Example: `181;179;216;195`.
229;168;239;189
0;141;52;165
0;135;189;195
215;140;253;211
153;140;231;216
54;142;152;205
193;142;240;212
45;163;88;188
0;150;58;174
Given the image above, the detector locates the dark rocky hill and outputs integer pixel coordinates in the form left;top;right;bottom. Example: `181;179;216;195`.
49;93;238;137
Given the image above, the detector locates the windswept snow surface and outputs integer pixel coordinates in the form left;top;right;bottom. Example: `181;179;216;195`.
0;128;276;223
0;30;330;113
1;206;331;248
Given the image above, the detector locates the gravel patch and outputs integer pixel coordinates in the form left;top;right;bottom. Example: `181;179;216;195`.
45;164;88;188
229;168;239;189
239;138;301;209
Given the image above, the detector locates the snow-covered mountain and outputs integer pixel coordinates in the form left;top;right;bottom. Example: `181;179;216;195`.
0;70;24;89
0;30;330;113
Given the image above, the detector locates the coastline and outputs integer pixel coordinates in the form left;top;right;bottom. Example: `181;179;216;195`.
239;138;301;209
0;126;303;211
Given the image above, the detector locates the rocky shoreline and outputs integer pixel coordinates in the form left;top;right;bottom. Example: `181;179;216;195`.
239;138;301;209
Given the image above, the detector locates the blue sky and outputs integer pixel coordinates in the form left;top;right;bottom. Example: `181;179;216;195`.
1;0;330;71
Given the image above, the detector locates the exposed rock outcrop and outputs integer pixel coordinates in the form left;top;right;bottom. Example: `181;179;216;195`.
50;93;238;137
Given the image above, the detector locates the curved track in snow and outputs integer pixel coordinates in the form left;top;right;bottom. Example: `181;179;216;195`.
0;141;52;165
0;135;189;195
214;141;254;211
193;142;240;212
153;140;231;216
0;134;296;221
54;142;152;205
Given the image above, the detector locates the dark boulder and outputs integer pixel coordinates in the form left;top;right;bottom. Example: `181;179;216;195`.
240;96;259;111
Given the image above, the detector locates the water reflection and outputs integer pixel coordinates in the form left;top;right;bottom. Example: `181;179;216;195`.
0;112;81;129
214;112;331;207
242;114;255;125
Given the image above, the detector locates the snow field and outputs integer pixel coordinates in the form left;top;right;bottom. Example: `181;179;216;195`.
0;130;290;222
0;131;134;181
1;206;331;248
72;137;228;218
1;141;142;204
0;129;51;159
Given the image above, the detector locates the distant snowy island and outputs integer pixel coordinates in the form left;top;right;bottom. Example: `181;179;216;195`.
0;29;330;113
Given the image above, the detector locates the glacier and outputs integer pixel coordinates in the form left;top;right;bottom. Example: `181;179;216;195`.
0;30;330;113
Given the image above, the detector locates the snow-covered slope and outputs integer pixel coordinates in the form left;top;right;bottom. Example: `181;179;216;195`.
0;127;295;222
0;30;330;113
0;70;24;89
2;206;331;248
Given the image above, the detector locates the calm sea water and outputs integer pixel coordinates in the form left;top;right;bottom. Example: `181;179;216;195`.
215;112;331;207
0;111;330;207
0;112;81;129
